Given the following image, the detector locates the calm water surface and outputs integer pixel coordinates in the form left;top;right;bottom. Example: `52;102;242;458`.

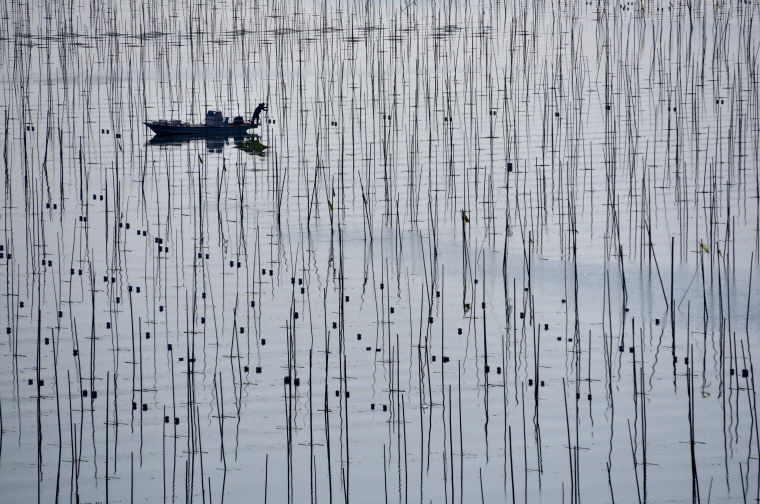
0;0;759;502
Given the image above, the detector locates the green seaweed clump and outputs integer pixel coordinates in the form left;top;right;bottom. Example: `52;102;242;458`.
236;139;268;154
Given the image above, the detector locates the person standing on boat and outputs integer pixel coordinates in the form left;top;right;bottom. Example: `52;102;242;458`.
252;103;268;128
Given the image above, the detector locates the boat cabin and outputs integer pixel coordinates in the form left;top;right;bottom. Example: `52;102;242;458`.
205;110;224;127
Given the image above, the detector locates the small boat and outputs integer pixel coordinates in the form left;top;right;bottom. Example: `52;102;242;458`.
144;103;267;136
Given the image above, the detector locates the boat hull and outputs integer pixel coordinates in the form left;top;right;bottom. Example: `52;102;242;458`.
144;122;253;136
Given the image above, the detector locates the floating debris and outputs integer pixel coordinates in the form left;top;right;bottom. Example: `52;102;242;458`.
235;139;268;154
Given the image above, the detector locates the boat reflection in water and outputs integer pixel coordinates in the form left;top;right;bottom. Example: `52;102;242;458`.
147;133;257;153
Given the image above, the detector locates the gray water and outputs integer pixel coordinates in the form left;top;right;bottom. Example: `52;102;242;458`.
0;0;759;502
